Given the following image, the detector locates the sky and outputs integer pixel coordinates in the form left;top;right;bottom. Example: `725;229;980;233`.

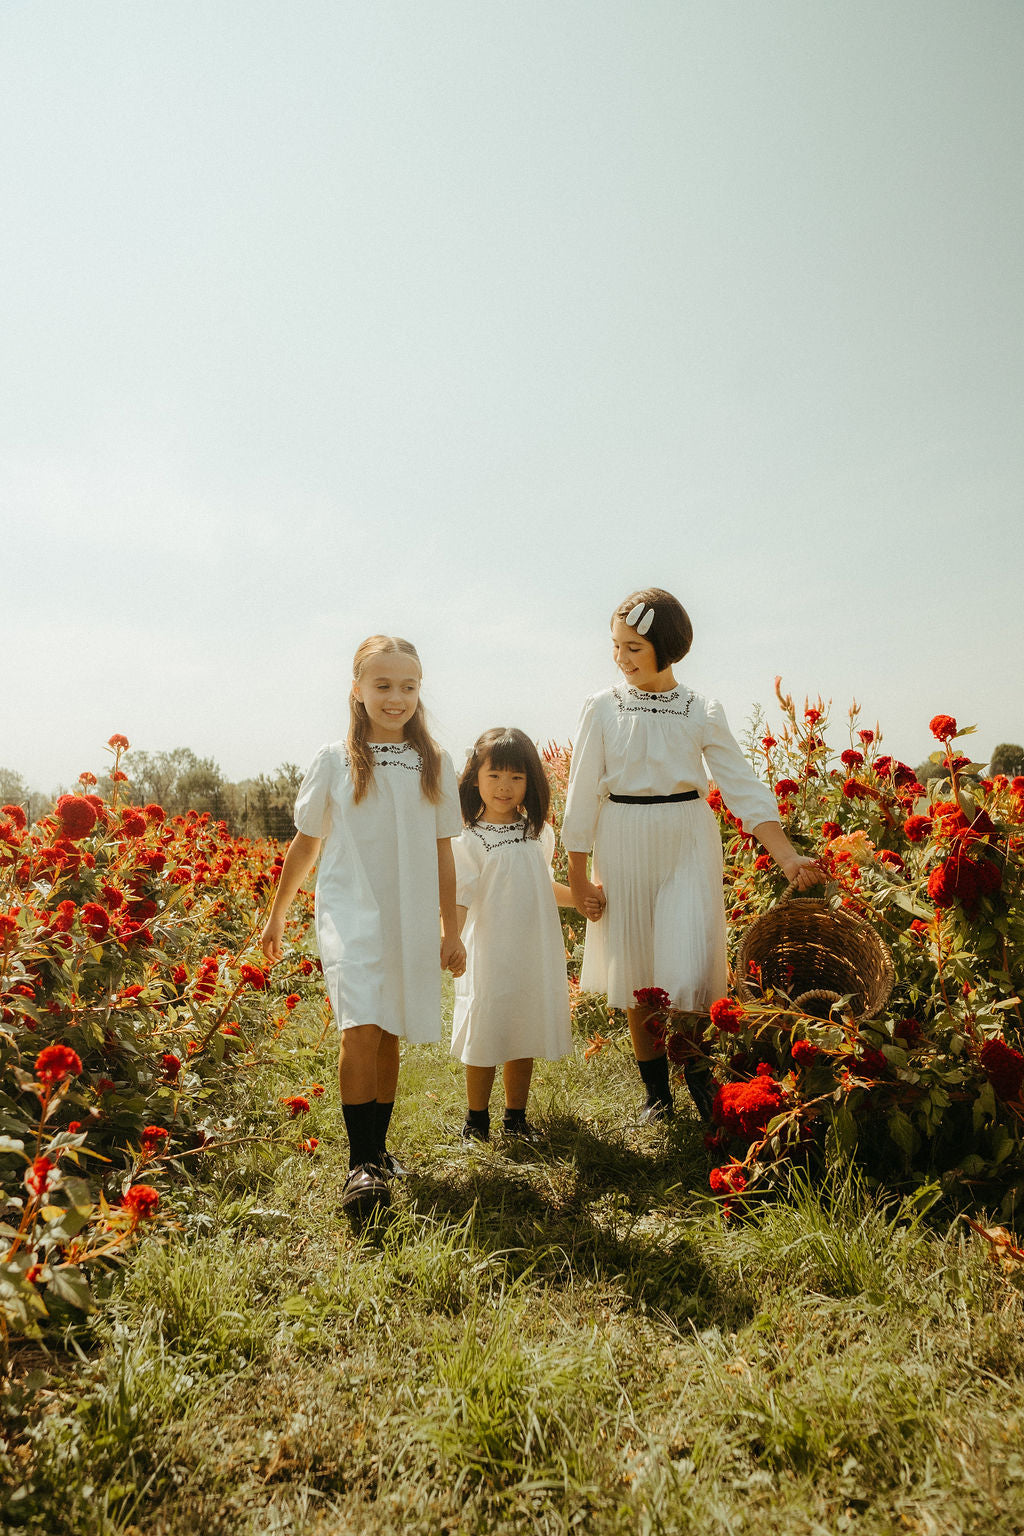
3;1;1022;795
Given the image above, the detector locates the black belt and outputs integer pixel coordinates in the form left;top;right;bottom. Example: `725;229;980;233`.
608;790;699;804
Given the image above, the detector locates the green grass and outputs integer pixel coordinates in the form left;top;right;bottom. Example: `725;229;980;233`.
4;993;1024;1534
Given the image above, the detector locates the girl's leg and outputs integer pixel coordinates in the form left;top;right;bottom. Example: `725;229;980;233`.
338;1024;384;1169
502;1058;538;1139
502;1058;533;1111
627;1005;673;1121
464;1064;496;1142
373;1030;403;1170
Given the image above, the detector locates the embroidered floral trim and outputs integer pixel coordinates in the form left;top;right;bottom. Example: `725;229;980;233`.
613;685;694;718
469;820;534;851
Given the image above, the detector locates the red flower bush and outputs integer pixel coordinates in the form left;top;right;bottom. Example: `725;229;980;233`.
927;853;1002;911
980;1039;1024;1102
713;1067;787;1140
239;962;269;991
35;1044;83;1086
709;1161;748;1195
930;715;958;742
633;986;672;1011
55;796;98;841
122;1185;160;1222
709;998;744;1034
791;1039;820;1066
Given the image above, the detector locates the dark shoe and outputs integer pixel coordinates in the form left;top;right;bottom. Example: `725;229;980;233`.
380;1149;409;1178
461;1120;490;1144
502;1119;541;1143
340;1163;390;1217
638;1099;674;1125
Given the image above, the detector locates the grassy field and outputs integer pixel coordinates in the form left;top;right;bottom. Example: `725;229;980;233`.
4;987;1024;1535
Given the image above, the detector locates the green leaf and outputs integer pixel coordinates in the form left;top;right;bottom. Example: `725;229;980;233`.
47;1265;95;1312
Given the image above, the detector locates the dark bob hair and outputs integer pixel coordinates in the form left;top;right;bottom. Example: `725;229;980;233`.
459;727;551;838
611;587;693;673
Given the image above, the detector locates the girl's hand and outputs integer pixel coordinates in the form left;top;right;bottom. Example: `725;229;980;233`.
571;877;606;922
781;855;824;891
260;917;285;964
441;934;466;978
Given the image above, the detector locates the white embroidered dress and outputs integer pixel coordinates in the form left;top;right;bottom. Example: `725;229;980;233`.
451;819;572;1067
560;684;780;1012
293;741;462;1040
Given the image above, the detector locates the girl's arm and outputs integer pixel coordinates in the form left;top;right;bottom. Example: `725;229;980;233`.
567;851;607;921
260;832;321;963
751;821;822;891
438;838;467;976
552;881;576;908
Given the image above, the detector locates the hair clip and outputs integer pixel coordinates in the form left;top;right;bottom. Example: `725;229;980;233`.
625;602;655;636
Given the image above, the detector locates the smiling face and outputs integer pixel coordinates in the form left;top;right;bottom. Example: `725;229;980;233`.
475;756;529;823
610;616;676;692
352;651;422;742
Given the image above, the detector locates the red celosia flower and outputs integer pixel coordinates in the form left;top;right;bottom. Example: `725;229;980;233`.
878;849;905;871
285;993;300;1011
791;1039;820;1066
804;706;823;724
895;1018;923;1043
108;733;130;750
980;1038;1024;1102
298;958;315;976
123;1184;159;1221
713;1072;786;1139
858;730;875;745
709;998;745;1034
298;1137;319;1154
666;1032;691;1064
843;778;871;801
143;803;166;823
841;749;864;768
774;778;800;798
709;1160;748;1195
171;965;187;987
633;986;672;1011
762;735;777;751
2;804;28;830
26;1155;56;1198
820;821;841;840
67;1121;83;1133
140;1125;169;1155
160;1053;182;1081
929;715;957;742
928;853;1002;911
903;814;932;843
119;809;148;839
55;795;98;841
753;853;772;870
35;1043;83;1086
0;913;17;941
310;1082;326;1097
102;883;126;910
856;1047;889;1076
281;1095;311;1118
239;963;269;991
81;902;110;939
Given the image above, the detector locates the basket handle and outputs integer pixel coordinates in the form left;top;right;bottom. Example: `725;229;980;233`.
779;877;840;904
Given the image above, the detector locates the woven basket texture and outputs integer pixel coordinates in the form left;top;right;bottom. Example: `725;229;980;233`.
736;893;894;1022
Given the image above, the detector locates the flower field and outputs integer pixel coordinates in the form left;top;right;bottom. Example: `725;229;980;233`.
3;707;1024;1534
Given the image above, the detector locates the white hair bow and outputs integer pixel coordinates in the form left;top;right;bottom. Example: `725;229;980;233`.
625;602;655;636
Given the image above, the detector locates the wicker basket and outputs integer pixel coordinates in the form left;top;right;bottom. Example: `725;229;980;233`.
735;886;894;1022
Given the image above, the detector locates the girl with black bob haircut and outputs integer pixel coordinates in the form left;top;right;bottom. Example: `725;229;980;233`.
458;727;551;839
562;584;822;1125
451;726;599;1144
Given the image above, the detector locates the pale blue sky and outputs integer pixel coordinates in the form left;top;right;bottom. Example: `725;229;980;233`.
3;2;1022;791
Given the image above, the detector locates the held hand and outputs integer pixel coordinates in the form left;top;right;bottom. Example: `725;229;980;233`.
441;934;467;978
260;917;285;965
572;877;606;922
781;855;824;892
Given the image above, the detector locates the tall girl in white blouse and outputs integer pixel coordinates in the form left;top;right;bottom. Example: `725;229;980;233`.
562;587;820;1121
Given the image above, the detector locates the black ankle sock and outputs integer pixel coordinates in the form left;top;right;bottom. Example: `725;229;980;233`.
373;1099;395;1161
466;1107;490;1135
637;1055;673;1108
342;1100;378;1168
503;1107;527;1130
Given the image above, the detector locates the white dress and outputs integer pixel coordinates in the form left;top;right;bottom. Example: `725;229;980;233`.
560;683;780;1012
293;741;462;1040
451;819;572;1067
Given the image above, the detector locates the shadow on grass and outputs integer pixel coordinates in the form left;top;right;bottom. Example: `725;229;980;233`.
405;1113;752;1331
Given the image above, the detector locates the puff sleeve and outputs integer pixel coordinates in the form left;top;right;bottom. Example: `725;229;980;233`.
293;745;334;840
435;751;463;840
560;696;606;853
452;831;484;909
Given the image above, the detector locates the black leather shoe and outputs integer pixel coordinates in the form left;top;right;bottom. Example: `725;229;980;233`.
380;1149;409;1178
340;1163;391;1216
638;1099;674;1125
502;1120;541;1143
461;1120;490;1144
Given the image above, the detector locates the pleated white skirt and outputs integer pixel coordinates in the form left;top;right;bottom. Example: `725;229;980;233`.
580;797;728;1011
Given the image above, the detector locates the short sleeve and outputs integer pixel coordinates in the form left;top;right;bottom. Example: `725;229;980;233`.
539;820;556;870
702;699;780;832
293;745;334;839
435;751;463;840
560;696;605;852
453;831;484;908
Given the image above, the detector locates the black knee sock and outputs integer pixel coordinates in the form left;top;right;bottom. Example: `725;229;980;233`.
503;1107;527;1131
342;1100;378;1169
465;1107;490;1136
373;1099;395;1161
683;1063;716;1122
637;1055;673;1108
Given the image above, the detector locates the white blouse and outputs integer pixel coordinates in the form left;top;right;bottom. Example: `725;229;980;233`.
560;683;780;852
